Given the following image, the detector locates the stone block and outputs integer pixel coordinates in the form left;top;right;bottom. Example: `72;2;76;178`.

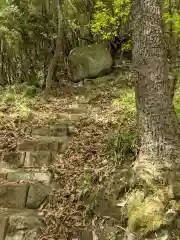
24;152;52;168
31;126;50;136
49;123;68;137
7;171;52;185
1;152;25;169
8;210;43;232
18;138;60;152
26;183;49;209
58;112;82;121
36;139;59;152
0;216;8;240
32;124;68;137
0;183;29;209
18;140;39;152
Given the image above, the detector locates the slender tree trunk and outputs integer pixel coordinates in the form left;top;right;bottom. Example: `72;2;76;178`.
132;0;180;188
44;0;63;98
167;0;178;100
0;31;4;86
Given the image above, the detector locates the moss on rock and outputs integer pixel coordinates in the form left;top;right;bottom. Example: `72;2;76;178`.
127;191;165;235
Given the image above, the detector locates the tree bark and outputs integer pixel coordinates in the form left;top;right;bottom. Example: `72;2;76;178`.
44;0;63;99
132;0;180;186
0;31;4;86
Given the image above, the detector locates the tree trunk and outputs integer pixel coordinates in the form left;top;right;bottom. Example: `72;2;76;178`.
0;31;4;86
132;0;180;187
166;0;178;100
44;0;63;99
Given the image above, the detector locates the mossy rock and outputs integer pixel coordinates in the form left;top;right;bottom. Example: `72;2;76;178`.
68;44;112;82
127;191;165;235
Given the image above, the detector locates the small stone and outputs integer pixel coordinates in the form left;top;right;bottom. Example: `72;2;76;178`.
26;183;49;209
1;152;25;169
0;216;8;240
5;231;24;240
7;171;52;185
8;210;43;232
0;183;29;209
24;152;52;168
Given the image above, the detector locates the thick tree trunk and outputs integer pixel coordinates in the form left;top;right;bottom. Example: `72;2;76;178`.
132;0;180;186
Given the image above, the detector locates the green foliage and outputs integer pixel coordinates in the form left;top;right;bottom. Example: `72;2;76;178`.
0;84;39;121
174;69;180;117
91;0;130;39
0;0;56;84
163;0;180;34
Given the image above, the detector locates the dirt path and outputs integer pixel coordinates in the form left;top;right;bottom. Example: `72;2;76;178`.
0;72;136;240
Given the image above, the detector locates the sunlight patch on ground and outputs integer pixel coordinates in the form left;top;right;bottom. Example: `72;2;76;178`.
112;88;136;120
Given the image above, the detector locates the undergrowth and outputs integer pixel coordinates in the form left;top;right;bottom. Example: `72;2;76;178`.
0;84;41;122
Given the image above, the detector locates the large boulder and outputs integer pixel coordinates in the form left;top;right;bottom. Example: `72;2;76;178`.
68;44;113;82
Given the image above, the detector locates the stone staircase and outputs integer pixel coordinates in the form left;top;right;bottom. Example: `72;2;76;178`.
0;119;77;239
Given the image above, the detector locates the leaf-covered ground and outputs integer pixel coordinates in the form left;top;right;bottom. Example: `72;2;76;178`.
1;69;180;239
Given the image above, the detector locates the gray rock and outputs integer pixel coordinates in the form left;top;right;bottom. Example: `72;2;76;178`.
68;44;112;82
26;183;49;209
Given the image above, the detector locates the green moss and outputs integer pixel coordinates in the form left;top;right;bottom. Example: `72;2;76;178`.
127;192;165;235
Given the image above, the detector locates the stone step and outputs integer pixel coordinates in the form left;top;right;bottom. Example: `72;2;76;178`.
31;123;68;137
18;136;69;153
0;208;43;240
58;112;84;121
0;152;25;169
0;181;49;209
0;151;53;169
5;170;52;185
0;183;29;209
24;151;53;168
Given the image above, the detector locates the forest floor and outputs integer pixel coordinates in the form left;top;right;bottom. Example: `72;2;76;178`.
1;68;180;239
